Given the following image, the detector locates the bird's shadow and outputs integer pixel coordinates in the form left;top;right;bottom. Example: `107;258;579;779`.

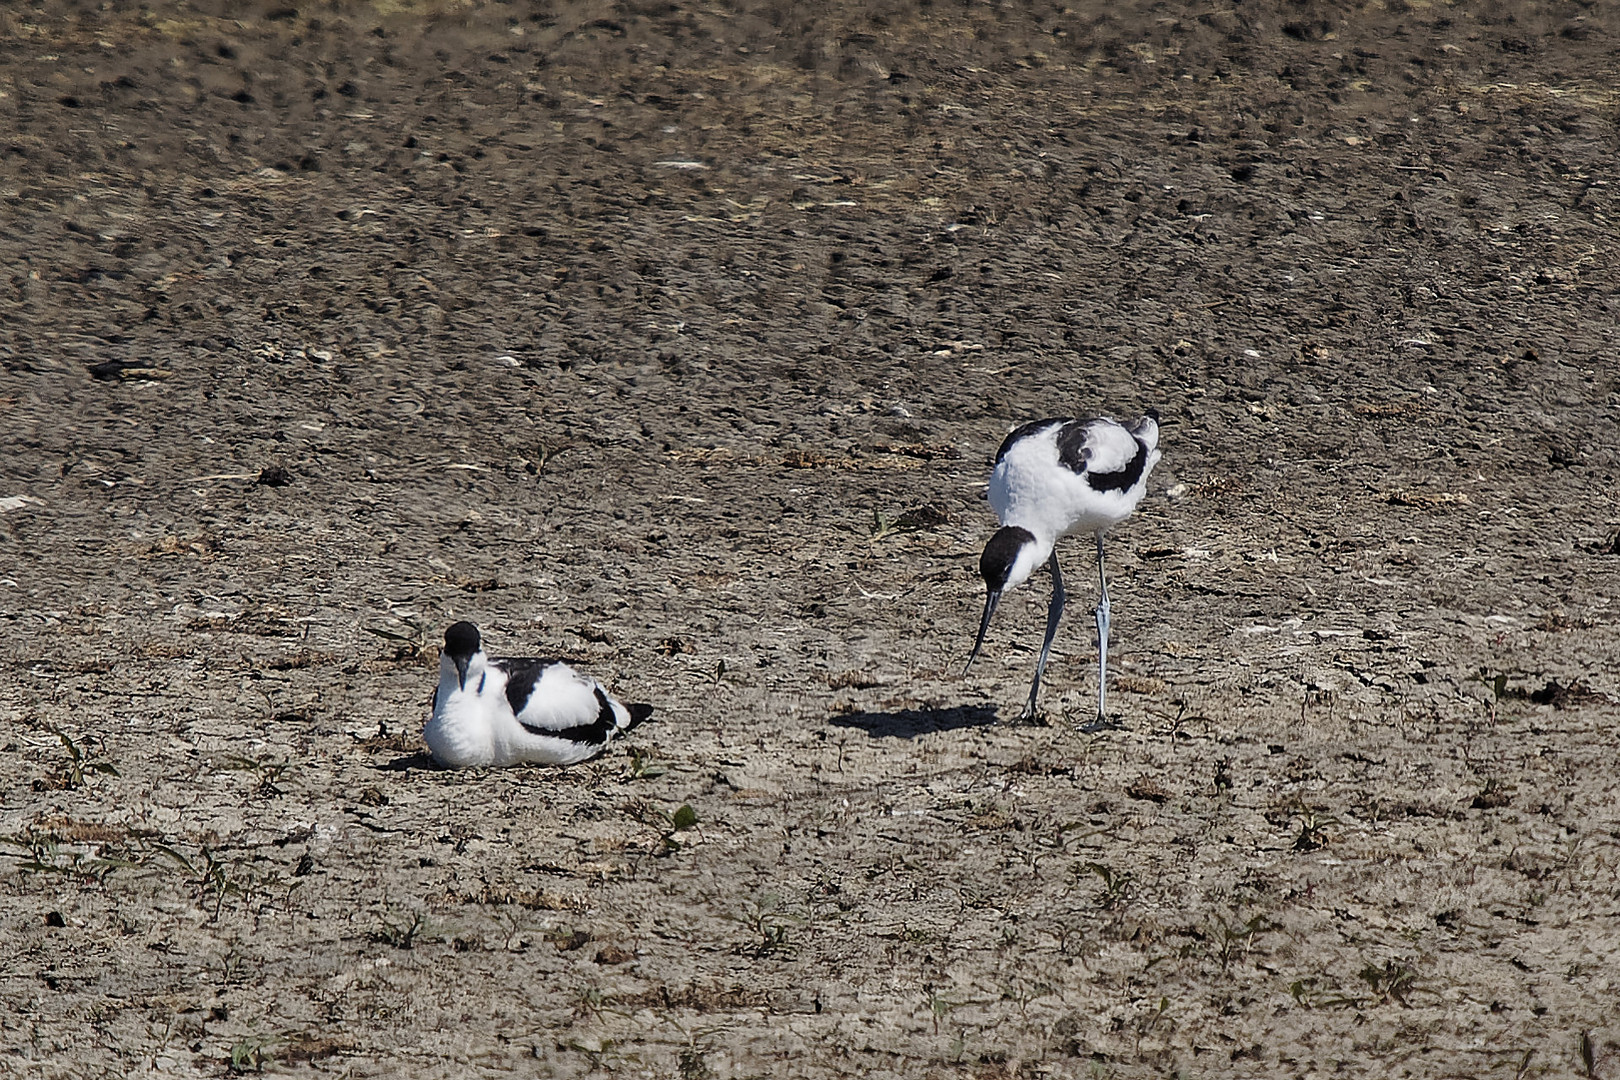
374;751;438;772
828;705;1000;739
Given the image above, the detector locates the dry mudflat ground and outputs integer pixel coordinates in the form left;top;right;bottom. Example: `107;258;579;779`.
3;1;1620;1076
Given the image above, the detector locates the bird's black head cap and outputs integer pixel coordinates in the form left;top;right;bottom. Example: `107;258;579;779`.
979;526;1035;591
444;621;482;661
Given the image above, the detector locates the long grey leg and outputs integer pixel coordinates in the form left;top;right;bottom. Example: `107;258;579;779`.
1021;550;1066;719
1095;533;1112;720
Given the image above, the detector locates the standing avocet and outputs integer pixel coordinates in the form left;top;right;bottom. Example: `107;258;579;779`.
965;411;1161;720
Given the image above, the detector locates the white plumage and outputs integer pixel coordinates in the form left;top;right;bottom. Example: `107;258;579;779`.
966;412;1161;719
424;621;651;768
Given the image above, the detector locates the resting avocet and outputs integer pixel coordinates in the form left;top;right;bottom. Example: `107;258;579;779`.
425;621;652;767
964;411;1161;720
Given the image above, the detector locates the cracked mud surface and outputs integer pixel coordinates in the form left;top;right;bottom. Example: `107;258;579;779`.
3;1;1620;1076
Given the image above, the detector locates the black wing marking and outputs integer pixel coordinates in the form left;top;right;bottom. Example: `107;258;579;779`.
1054;420;1093;474
491;657;558;718
994;418;1071;464
496;657;626;745
521;687;621;745
1084;437;1149;493
1005;417;1149;491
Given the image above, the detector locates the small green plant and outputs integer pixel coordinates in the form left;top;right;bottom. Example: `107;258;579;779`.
623;746;667;781
899;923;933;945
1290;799;1339;851
46;726;119;789
1001;978;1055;1017
1212;914;1275;970
2;828;129;883
659;804;699;853
222;755;291;797
620;800;699;854
215;943;249;984
926;990;959;1035
565;1039;620;1071
867;505;947;543
1138;996;1171;1035
1478;670;1512;701
868;508;906;542
732;894;800;957
572;987;610;1023
1085;862;1134;910
1359;959;1417;1007
151;844;278;921
228;1037;271;1073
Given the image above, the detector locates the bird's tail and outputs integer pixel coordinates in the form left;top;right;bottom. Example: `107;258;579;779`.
624;703;654;731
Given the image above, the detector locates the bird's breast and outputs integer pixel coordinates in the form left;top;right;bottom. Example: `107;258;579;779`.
425;685;500;767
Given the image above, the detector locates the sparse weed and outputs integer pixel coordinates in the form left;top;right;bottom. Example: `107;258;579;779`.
222;754;291;797
362;617;427;661
2;827;132;884
868;508;905;542
867;505;947;542
1286;976;1363;1009
623;746;667;781
622;802;698;855
215;942;250;985
1478;669;1512;702
1001;978;1055;1017
707;659;733;688
1358;958;1417;1007
489;907;537;953
151;844;281;921
926;990;959;1034
1085;861;1134;910
1290;800;1339;851
228;1037;272;1073
38;726;119;790
372;908;431;949
564;1039;620;1071
1211;914;1275;970
1135;996;1171;1039
731;893;800;957
572;987;612;1023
